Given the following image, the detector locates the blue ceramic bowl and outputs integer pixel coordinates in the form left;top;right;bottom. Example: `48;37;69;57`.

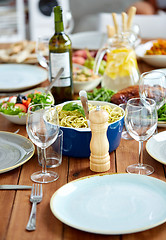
56;100;124;158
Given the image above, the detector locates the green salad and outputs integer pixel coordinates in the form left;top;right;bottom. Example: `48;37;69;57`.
0;91;53;117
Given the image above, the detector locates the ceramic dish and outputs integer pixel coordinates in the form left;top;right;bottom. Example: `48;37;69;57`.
0;131;34;173
135;41;166;67
70;31;107;50
0;64;48;92
50;173;166;234
55;100;124;158
73;64;102;93
146;131;166;165
0;87;54;125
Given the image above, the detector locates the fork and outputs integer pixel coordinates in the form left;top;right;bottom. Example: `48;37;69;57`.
26;184;43;231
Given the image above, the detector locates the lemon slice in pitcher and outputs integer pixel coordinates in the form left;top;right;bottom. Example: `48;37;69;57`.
105;48;138;79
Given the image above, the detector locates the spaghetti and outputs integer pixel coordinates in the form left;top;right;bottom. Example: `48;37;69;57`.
56;104;123;128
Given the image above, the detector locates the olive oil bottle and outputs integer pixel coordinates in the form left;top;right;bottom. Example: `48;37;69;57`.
49;6;73;104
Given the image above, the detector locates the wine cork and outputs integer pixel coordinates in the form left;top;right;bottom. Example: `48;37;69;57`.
112;13;119;34
122;12;127;32
89;107;110;172
127;6;136;30
106;25;115;38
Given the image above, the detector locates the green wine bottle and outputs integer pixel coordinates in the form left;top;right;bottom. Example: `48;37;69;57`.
49;6;73;104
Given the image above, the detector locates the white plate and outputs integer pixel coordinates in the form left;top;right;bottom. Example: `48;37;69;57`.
70;31;107;50
135;41;166;67
0;64;48;92
0;131;34;173
50;173;166;235
146;131;166;165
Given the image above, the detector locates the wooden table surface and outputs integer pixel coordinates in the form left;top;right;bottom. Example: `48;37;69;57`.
0;45;166;240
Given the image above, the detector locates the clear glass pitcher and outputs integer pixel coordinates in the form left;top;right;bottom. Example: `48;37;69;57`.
94;33;139;91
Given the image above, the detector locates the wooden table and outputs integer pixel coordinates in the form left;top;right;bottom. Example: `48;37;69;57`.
0;53;166;240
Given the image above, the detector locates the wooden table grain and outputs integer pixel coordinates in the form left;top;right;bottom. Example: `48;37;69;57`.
0;48;166;240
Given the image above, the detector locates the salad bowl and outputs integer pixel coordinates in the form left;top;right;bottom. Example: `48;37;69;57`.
0;88;54;125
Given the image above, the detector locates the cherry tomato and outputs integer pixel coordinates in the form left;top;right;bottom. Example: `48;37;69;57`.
14;104;27;113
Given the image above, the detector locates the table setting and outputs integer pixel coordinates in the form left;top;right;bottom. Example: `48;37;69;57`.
1;5;166;240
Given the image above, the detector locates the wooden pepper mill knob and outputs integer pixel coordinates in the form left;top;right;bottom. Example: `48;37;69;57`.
89;106;110;172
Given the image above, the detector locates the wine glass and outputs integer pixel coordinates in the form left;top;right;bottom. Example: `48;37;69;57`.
36;37;49;70
26;104;59;183
139;70;166;110
125;97;157;175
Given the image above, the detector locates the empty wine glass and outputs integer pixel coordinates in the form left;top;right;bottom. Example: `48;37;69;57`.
26;104;59;183
125;98;157;175
139;70;166;110
36;37;49;70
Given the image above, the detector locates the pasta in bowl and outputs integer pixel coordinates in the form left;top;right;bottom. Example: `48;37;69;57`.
53;100;125;157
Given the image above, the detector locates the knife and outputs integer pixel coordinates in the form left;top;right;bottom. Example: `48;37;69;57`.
0;185;32;190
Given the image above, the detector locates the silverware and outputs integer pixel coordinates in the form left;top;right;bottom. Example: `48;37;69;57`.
0;185;32;190
79;90;90;127
45;67;64;94
26;184;43;231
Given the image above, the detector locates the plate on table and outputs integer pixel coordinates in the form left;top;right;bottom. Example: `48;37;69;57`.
135;41;166;67
70;31;107;50
0;64;48;92
50;173;166;234
146;131;166;165
0;131;35;173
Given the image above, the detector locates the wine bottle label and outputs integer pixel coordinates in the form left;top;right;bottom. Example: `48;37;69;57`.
50;52;71;87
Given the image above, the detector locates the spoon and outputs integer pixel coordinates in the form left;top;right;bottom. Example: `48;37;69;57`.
79;90;90;127
45;67;64;94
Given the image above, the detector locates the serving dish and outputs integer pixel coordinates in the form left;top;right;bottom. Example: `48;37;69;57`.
146;131;166;165
0;131;34;173
73;64;102;93
56;100;124;158
50;173;166;234
0;64;48;92
0;87;54;125
135;41;166;67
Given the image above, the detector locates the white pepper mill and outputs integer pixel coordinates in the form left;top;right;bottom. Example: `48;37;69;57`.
89;106;110;172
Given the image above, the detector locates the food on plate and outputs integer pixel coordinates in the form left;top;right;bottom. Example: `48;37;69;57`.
0;91;52;117
56;102;123;128
72;49;106;75
110;85;139;105
145;39;166;55
73;66;99;82
0;40;44;63
85;88;115;102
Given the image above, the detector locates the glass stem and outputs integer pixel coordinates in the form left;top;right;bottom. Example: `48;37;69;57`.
41;148;47;174
139;141;144;166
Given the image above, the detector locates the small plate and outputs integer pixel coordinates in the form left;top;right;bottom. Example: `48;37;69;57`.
50;173;166;234
0;131;34;173
146;131;166;165
135;41;166;67
0;64;48;92
70;31;107;50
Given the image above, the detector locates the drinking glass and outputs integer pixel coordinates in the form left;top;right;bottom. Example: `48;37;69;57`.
119;103;132;140
26;104;59;183
125;98;157;175
36;37;49;70
139;70;166;110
